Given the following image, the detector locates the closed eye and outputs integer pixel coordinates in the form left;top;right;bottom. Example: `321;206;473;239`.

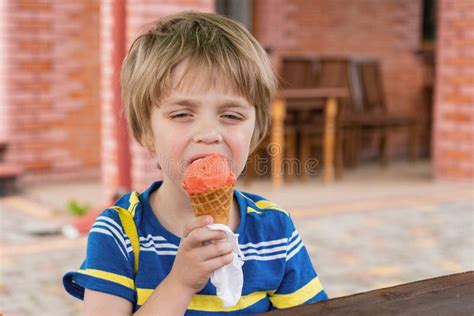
170;112;192;119
221;113;244;121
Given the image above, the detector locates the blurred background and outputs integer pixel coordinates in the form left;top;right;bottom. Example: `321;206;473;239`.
0;0;472;315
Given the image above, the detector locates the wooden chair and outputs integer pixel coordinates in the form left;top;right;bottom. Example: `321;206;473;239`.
345;59;419;166
280;56;349;181
243;56;319;184
297;57;350;180
298;57;419;168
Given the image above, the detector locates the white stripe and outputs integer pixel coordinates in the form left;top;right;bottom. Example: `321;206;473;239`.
239;237;288;249
140;240;178;249
243;252;286;261
287;235;302;252
140;248;178;256
90;228;130;260
240;231;301;261
241;244;287;255
97;216;125;234
286;241;304;261
139;234;168;242
92;221;128;253
96;216;130;245
139;246;288;261
288;230;299;242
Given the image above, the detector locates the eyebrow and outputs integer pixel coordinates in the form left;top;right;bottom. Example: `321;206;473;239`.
165;97;251;110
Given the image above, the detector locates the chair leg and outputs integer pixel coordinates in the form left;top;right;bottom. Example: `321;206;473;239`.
336;127;344;179
300;131;311;182
344;127;354;168
352;127;361;168
284;130;297;182
380;127;390;166
409;124;419;163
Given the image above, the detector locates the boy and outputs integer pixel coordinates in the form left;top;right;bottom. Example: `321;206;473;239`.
63;11;328;315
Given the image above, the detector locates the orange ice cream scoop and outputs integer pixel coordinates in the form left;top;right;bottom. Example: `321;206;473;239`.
182;154;236;225
182;154;236;194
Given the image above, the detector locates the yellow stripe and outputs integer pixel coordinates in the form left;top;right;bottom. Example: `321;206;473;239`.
137;288;269;311
78;269;135;290
247;206;263;214
136;288;152;305
269;276;324;308
129;191;140;206
254;201;289;216
128;192;140;217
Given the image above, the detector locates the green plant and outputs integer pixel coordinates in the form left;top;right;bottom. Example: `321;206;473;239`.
66;200;90;216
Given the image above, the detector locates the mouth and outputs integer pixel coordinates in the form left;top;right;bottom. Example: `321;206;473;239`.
187;153;227;166
187;154;215;165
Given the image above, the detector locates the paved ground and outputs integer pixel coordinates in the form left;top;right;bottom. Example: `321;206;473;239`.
0;161;473;315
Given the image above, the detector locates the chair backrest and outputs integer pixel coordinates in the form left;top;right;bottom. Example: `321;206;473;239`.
352;58;387;114
316;57;360;119
279;56;319;89
279;56;321;125
317;57;351;89
279;55;388;117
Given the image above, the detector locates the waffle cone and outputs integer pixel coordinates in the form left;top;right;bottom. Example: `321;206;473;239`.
189;184;233;225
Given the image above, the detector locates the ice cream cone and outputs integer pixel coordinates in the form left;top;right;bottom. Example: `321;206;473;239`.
188;183;233;225
182;154;236;226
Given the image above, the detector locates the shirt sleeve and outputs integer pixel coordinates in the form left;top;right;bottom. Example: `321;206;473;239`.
63;208;136;304
269;217;329;309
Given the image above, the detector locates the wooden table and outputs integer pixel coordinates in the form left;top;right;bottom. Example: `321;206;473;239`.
261;271;474;315
271;88;349;188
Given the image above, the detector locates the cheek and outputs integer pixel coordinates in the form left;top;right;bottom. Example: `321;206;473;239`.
152;127;187;173
226;128;253;175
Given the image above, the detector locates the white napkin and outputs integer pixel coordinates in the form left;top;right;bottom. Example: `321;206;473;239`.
207;223;245;307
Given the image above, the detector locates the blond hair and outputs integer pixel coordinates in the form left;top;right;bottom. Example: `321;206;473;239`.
121;11;277;152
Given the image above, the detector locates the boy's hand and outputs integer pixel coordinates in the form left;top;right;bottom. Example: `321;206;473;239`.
168;215;234;294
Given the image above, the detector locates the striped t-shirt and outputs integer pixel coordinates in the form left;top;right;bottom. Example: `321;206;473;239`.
63;181;328;314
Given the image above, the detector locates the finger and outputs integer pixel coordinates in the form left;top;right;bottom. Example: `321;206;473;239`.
202;253;234;273
182;215;213;238
186;228;227;248
200;240;234;261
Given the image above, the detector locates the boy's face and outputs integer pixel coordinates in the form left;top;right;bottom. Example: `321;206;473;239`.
150;59;256;190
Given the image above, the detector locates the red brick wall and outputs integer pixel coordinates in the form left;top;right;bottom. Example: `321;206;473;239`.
4;0;470;195
3;0;101;182
253;0;427;158
433;0;474;180
101;0;215;200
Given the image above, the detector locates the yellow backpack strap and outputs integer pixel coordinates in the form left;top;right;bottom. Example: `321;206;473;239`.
111;191;141;275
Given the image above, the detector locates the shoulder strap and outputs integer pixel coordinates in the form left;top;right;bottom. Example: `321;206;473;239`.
110;191;141;275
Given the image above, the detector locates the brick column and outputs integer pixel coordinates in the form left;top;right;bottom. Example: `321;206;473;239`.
0;0;7;141
101;0;120;201
433;0;474;180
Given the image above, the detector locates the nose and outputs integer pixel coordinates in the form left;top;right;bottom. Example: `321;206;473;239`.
192;117;223;144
